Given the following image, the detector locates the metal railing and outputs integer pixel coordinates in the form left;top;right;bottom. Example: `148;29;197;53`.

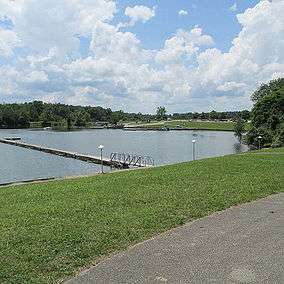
110;153;154;167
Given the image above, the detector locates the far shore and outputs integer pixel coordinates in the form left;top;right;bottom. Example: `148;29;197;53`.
1;119;247;132
123;127;235;132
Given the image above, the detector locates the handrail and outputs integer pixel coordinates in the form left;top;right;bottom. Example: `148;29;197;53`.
110;152;154;167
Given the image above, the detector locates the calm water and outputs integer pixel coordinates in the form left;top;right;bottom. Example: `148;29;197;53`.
0;129;247;184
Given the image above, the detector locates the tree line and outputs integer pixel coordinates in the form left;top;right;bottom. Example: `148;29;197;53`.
0;101;148;129
157;106;250;121
0;101;250;129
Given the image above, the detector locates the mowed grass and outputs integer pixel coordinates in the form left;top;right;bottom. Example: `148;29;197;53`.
128;120;251;131
0;148;283;283
166;120;237;130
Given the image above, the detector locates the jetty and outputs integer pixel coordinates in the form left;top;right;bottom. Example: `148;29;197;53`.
3;137;21;141
0;138;153;168
0;139;120;168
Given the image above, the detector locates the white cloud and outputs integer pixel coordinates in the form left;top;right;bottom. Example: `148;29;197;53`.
217;82;247;92
0;27;21;57
230;3;237;12
24;71;49;83
0;0;24;22
0;66;20;98
179;10;188;16
196;0;284;105
156;27;214;64
122;5;155;27
1;0;117;54
0;0;283;112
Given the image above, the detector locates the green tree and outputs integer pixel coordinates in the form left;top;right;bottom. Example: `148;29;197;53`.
29;101;44;121
110;111;124;125
74;111;91;127
251;78;284;102
246;78;284;147
156;106;167;120
234;117;245;142
209;110;218;120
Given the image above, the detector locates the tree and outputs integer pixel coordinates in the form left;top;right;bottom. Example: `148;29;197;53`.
234;117;245;142
110;111;124;125
246;78;284;147
74;111;91;127
251;78;284;102
29;101;44;121
209;110;218;120
156;106;167;120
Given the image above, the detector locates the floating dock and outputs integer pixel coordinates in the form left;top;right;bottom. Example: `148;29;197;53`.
3;137;21;141
0;138;124;168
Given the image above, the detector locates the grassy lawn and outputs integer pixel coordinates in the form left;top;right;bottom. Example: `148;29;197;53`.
166;120;236;130
126;120;251;131
0;148;283;283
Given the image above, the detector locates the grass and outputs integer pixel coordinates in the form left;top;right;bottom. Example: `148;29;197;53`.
0;148;283;283
126;119;251;131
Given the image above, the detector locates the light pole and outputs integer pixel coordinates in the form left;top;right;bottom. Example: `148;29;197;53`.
192;139;196;161
98;145;104;173
257;136;262;150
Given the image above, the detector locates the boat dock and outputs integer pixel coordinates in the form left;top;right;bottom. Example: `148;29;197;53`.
0;138;123;168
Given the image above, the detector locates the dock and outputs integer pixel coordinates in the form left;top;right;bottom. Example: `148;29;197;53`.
3;137;21;140
0;138;124;168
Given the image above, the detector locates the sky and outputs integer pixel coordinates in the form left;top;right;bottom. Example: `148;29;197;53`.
0;0;283;113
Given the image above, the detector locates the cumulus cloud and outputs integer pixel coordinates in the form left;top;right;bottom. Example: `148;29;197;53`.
179;10;188;16
156;27;214;64
1;0;117;54
195;0;284;106
0;27;21;57
120;5;155;28
0;0;283;112
24;71;49;84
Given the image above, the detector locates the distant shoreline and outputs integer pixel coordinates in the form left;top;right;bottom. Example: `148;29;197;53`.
123;127;234;132
0;126;235;132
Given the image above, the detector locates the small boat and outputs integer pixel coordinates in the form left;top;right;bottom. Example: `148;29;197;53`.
4;137;21;141
43;127;52;130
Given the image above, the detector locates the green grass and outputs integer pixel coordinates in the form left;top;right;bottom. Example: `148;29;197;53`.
0;148;283;283
166;120;236;130
127;120;251;131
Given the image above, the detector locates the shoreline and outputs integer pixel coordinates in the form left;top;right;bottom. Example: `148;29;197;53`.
0;127;235;132
123;127;234;132
0;150;250;188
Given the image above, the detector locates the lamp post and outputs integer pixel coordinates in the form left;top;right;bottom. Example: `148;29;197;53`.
192;139;196;161
257;136;262;150
98;145;104;173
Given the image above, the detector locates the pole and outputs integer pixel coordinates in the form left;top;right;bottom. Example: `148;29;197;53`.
257;136;262;150
192;140;196;161
101;149;103;173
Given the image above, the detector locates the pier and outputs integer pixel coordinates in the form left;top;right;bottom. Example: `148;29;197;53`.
0;138;153;168
0;138;124;168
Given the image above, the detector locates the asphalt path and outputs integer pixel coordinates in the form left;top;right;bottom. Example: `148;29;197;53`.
66;193;284;283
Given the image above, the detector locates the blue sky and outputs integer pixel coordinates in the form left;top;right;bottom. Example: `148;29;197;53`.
0;0;283;113
114;0;259;51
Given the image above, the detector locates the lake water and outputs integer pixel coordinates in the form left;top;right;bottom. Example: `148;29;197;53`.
0;129;247;184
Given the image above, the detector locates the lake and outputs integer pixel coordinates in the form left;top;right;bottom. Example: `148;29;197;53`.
0;129;248;184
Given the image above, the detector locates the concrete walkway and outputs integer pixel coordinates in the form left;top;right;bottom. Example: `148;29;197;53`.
66;193;284;283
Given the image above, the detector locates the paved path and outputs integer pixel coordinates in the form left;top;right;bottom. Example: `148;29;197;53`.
67;193;284;283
